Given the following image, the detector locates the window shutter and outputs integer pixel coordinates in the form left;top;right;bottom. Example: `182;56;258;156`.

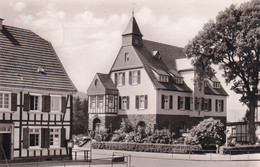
208;99;212;111
42;95;50;112
129;71;132;85
177;96;181;110
161;95;165;109
169;95;173;109
23;128;29;149
61;97;67;113
145;95;148;109
185;97;190;110
122;73;125;85
195;97;198;110
135;96;139;109
60;127;66;147
23;94;30;111
119;96;122;109
127;96;130;110
137;70;141;84
221;100;224;112
114;73;118;86
201;98;204;110
11;93;17;111
215;99;218;112
41;128;50;148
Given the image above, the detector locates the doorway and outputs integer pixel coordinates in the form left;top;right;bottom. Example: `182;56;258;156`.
0;133;11;160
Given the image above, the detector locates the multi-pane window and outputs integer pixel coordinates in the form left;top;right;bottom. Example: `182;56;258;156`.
98;96;103;109
90;96;96;109
129;70;140;85
178;96;185;110
122;96;129;110
30;95;41;111
136;95;148;109
50;129;60;147
51;96;61;112
29;128;40;147
161;95;172;110
117;72;125;86
175;78;183;84
108;95;114;109
203;99;212;111
0;92;10;109
139;95;145;109
160;75;169;82
213;82;220;88
215;99;224;112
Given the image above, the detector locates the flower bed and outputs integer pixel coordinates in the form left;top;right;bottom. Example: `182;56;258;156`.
92;141;202;154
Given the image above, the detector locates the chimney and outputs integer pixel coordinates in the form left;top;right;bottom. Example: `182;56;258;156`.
0;18;4;30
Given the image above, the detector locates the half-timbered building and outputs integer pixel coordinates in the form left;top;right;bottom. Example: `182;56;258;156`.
0;19;76;161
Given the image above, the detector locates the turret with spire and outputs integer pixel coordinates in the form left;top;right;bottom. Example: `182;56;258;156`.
122;15;143;47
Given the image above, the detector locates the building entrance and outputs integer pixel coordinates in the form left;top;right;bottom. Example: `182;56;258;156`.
0;133;11;160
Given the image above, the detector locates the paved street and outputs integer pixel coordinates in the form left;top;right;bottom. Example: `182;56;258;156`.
1;148;260;167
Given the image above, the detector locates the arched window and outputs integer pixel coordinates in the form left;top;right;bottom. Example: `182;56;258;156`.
93;118;101;131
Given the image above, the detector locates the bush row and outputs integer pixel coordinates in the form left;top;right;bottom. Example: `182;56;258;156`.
92;141;202;154
221;145;260;155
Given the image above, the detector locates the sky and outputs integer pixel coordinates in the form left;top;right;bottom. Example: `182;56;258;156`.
0;0;253;122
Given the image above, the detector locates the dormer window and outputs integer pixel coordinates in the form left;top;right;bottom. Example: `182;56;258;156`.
213;82;220;89
175;77;183;84
152;51;161;59
159;75;169;82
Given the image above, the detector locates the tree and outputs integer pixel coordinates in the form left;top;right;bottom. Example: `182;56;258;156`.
185;118;225;149
72;96;89;135
184;0;260;144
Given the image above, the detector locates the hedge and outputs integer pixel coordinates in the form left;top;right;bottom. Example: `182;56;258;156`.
92;142;202;154
220;145;260;155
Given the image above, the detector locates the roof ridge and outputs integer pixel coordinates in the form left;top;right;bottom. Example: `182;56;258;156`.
143;39;183;49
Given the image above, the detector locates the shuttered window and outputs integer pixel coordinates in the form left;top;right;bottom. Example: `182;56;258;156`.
50;128;60;147
185;97;191;110
51;95;61;112
178;96;185;110
136;95;148;109
161;95;172;110
120;96;129;110
215;99;224;112
42;95;50;112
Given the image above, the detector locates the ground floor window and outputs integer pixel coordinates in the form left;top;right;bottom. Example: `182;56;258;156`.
50;128;60;147
29;128;40;147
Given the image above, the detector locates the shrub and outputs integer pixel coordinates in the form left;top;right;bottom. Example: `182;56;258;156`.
94;126;110;141
185;118;225;149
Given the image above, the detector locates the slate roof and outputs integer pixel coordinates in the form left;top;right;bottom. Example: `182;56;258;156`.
97;73;118;91
0;25;76;92
133;40;192;92
122;17;142;37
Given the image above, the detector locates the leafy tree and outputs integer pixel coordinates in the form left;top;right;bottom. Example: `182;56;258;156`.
185;0;260;144
185;118;225;149
72;96;88;135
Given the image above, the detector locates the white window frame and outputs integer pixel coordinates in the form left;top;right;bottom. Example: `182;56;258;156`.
50;95;62;113
122;96;128;110
175;77;183;84
0;91;11;111
213;82;221;88
29;128;41;148
50;128;60;147
164;95;169;110
90;96;96;109
29;93;42;112
118;72;124;86
160;75;169;82
98;95;103;109
132;70;139;84
108;95;114;109
216;99;224;112
179;96;185;110
139;95;145;109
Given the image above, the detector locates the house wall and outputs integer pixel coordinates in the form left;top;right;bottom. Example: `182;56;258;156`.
0;85;73;160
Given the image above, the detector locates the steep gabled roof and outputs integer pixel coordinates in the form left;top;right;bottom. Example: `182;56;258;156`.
0;25;76;92
133;41;192;92
122;17;142;37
